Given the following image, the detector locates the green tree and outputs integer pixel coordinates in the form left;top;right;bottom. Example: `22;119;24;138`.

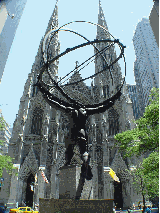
0;116;17;178
129;164;148;213
115;87;159;157
114;87;159;211
128;154;158;213
142;151;159;198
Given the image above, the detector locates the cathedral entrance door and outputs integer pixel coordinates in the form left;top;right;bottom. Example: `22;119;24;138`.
114;180;123;209
26;173;35;207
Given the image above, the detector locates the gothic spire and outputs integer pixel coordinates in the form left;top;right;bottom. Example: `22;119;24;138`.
97;0;109;40
45;1;59;35
44;1;60;77
31;1;60;79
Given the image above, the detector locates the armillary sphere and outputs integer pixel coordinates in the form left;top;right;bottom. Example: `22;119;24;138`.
34;21;126;109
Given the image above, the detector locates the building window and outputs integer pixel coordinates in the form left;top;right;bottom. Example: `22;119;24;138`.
31;107;43;135
103;85;107;98
107;85;109;97
108;108;119;136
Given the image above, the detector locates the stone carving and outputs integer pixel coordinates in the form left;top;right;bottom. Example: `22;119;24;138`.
111;150;130;180
56;145;66;170
19;146;39;181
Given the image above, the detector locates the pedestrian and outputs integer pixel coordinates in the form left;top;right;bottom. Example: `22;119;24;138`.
35;204;39;211
149;206;152;213
132;203;135;210
146;206;151;213
113;206;116;213
127;206;132;213
138;201;141;209
22;200;26;207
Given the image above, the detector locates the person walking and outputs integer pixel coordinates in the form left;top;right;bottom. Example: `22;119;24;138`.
127;206;132;213
145;206;151;213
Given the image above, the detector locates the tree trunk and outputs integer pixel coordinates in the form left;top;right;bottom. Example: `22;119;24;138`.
142;194;145;213
141;178;145;213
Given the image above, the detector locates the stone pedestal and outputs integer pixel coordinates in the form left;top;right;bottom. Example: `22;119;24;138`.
34;184;38;206
59;165;81;199
7;166;19;206
39;198;114;213
50;164;58;199
38;168;45;200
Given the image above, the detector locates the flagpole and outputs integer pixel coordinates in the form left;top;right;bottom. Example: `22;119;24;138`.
107;139;109;167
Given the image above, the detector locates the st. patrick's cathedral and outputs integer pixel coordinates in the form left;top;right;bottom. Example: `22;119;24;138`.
1;1;143;209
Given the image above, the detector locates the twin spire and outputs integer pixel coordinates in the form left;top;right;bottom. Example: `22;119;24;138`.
45;0;58;35
97;0;109;40
46;0;109;39
42;0;110;79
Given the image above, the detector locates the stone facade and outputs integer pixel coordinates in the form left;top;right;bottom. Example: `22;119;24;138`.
0;113;12;154
126;84;142;120
2;0;142;210
133;18;159;108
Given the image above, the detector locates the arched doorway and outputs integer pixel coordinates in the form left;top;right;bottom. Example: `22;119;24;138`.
114;179;123;209
26;173;35;207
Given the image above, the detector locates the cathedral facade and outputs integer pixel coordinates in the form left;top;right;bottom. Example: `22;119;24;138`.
1;1;142;209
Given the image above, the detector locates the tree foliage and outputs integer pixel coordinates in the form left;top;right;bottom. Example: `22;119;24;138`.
114;87;159;199
114;87;159;156
141;151;159;198
129;151;159;199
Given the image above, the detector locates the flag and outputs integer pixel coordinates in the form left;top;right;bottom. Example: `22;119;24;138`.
109;168;120;182
35;173;37;184
104;167;120;182
41;171;49;184
31;185;34;191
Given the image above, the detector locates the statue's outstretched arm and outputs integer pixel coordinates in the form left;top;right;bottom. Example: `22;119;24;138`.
35;80;75;114
85;89;122;115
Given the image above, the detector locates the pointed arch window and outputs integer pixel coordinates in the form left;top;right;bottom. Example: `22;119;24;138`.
103;85;107;98
108;108;119;136
32;83;39;97
31;107;43;135
107;85;109;97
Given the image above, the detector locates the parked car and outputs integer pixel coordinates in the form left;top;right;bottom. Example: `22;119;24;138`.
9;207;38;213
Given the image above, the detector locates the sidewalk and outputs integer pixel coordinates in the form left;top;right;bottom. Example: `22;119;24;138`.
115;208;158;213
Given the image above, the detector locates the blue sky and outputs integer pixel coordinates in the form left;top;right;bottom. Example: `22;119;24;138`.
0;0;154;127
